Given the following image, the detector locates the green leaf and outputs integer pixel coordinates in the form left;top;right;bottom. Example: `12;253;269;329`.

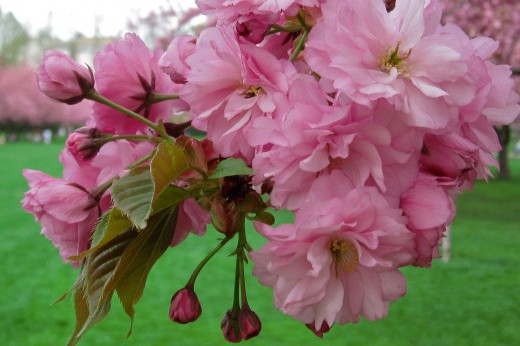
70;209;133;262
110;207;178;335
68;208;179;344
112;166;154;229
152;185;191;215
68;229;139;344
150;141;188;202
67;282;88;346
208;158;254;179
249;211;276;225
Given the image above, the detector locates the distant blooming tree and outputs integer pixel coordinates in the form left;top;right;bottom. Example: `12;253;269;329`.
443;0;520;178
0;64;91;132
21;0;520;344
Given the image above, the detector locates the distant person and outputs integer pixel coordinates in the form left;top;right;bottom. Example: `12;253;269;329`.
42;129;52;145
514;140;520;157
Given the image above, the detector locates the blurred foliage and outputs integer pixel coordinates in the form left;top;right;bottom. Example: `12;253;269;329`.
0;7;30;66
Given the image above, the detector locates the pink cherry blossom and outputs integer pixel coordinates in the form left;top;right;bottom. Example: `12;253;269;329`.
305;0;470;131
60;148;102;190
89;140;156;185
401;175;455;267
21;170;98;268
251;172;414;327
181;27;296;161
159;35;197;84
170;198;210;246
196;0;292;24
37;50;94;105
249;75;422;210
92;33;186;134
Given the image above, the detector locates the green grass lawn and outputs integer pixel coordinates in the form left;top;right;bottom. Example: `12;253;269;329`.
1;142;519;346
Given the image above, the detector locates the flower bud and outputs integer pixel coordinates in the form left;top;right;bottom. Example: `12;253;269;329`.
169;287;202;324
66;128;101;162
306;321;331;338
238;307;261;340
221;309;243;343
236;19;269;44
210;199;232;235
37;51;94;104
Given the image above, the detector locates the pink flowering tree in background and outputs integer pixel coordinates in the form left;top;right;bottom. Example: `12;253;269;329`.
443;0;520;179
127;5;206;48
20;0;520;344
0;64;91;135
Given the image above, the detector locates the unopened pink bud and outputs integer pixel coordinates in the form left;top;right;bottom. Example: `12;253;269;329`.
37;51;94;104
169;287;202;324
238;307;261;340
236;19;269;44
306;321;332;338
221;309;243;343
66;128;101;162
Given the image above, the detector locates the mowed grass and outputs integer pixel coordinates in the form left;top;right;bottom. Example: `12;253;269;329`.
0;142;519;346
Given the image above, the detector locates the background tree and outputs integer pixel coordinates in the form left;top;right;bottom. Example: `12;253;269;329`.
443;0;520;179
0;7;30;66
0;64;91;136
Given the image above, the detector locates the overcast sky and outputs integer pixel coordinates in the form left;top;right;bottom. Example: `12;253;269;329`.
1;0;196;40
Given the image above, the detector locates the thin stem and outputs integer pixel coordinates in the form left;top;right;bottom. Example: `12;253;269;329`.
266;24;301;36
290;29;309;62
127;151;156;170
97;135;162;144
90;177;116;200
238;249;248;306
152;93;181;103
237;217;249;306
187;236;233;288
86;90;160;133
232;249;241;313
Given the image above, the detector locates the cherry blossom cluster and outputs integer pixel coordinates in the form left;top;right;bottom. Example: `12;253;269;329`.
21;0;519;343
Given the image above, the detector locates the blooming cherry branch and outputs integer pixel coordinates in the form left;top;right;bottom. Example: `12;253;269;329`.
21;0;519;344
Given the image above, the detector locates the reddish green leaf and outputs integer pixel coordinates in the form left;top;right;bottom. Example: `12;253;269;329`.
208;158;254;179
151;141;188;202
112;166;154;229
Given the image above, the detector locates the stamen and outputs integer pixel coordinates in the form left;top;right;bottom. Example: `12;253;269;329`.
241;85;264;99
329;239;359;278
378;42;412;77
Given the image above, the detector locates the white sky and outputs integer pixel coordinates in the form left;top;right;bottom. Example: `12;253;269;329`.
0;0;197;40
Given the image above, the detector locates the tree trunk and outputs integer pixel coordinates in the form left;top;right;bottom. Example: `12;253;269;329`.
496;125;511;180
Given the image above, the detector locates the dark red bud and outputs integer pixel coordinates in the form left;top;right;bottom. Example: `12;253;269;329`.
306;321;332;338
210;199;231;235
169;287;202;324
221;309;243;343
164;121;192;138
66;129;102;162
238;307;261;340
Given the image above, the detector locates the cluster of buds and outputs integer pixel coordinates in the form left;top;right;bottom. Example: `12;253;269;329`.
221;306;262;343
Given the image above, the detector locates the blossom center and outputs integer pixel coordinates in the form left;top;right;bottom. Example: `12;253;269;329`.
241;85;264;99
329;239;359;278
378;42;411;77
